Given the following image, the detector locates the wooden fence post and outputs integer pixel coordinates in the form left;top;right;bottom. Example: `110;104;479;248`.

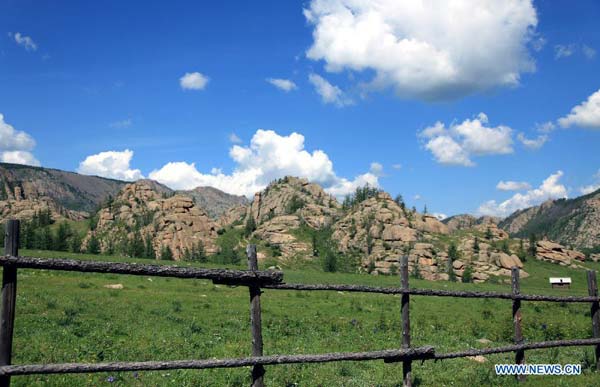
247;245;265;387
586;270;600;371
400;256;411;387
0;220;19;387
511;267;525;382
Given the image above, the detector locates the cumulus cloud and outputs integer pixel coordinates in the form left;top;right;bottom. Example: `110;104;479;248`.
308;73;353;106
433;213;447;221
392;164;402;170
9;32;37;51
149;129;379;197
496;180;532;191
478;171;567;217
558;89;600;129
304;0;538;101
180;72;209;90
0;114;40;166
369;162;383;176
419;113;513;166
77;150;144;181
517;132;548;149
266;78;297;92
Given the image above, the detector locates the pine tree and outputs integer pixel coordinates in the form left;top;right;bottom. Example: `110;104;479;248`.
323;250;337;272
160;245;173;260
485;227;493;240
311;233;318;257
501;240;511;255
462;265;473;283
144;233;155;259
87;234;101;254
517;239;527;262
528;234;537;258
244;216;257;237
128;230;145;258
447;242;459;282
423;204;428;214
55;222;72;251
195;240;207;262
473;236;480;253
70;233;82;253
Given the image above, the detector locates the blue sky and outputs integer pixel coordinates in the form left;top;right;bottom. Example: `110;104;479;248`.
1;0;599;218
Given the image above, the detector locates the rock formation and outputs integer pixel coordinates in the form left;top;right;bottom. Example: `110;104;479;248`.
535;240;586;266
89;182;218;260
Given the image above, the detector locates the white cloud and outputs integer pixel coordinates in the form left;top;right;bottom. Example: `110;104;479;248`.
77;149;144;181
478;171;567;217
180;72;209;90
0;151;40;166
580;169;600;195
420;113;513;166
554;44;575;59
304;0;538;101
433;212;447;221
149;129;379;197
392;163;402;170
582;45;597;60
266;78;297;92
0;114;40;166
229;133;242;144
558;89;600;129
9;32;37;51
517;132;548;149
536;121;555;133
109;118;132;129
413;194;421;200
496;180;532;191
308;73;353;106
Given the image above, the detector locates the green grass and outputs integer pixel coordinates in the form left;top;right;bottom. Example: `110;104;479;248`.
6;249;600;386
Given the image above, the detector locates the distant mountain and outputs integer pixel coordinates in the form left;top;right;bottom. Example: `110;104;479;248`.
442;214;500;232
0;162;126;213
0;163;248;222
180;186;248;219
499;188;600;249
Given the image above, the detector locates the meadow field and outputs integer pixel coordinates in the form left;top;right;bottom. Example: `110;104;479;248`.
7;249;600;386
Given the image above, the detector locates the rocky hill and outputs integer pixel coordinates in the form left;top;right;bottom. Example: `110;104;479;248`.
181;186;248;219
499;188;600;249
0;162;126;213
0;162;127;223
88;182;218;259
245;176;341;258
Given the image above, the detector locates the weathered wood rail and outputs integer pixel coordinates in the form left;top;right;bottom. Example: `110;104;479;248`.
1;219;600;386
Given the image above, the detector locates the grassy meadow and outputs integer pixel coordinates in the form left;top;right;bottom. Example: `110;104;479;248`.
6;249;600;386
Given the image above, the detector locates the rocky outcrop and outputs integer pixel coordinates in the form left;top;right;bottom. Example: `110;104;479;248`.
332;192;453;275
248;176;340;226
0;184;88;224
244;177;341;259
217;204;247;228
535;240;586;266
90;182;218;260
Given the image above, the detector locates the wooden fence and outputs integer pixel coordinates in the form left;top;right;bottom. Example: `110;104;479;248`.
0;219;599;386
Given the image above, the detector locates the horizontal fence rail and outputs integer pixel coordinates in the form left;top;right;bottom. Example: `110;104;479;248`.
264;283;600;302
0;255;283;286
1;219;600;386
0;347;435;376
